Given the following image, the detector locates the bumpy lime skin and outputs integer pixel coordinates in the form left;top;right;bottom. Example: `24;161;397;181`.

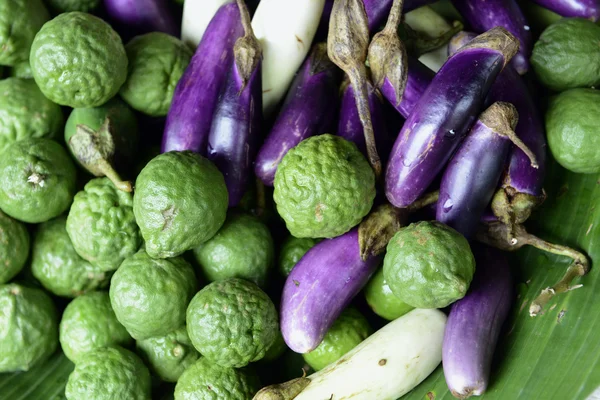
0;211;29;284
8;61;32;78
303;308;371;371
67;178;142;271
32;216;109;297
531;18;600;92
186;278;279;368
383;221;476;309
45;0;101;12
273;134;376;238
30;12;128;108
65;346;151;400
278;236;319;276
120;32;192;117
546;88;600;174
0;284;58;372
364;267;414;321
134;151;228;259
0;78;64;153
136;326;200;383
174;357;260;400
0;0;49;66
0;138;76;223
110;249;198;340
59;291;132;363
193;212;274;288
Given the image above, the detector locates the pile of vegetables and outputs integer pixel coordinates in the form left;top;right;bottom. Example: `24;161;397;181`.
1;0;599;399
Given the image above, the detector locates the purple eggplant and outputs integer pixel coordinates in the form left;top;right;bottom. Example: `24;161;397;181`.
443;244;513;398
365;0;438;32
161;3;243;154
437;102;538;240
531;0;600;21
254;43;340;186
280;229;381;353
104;0;179;36
337;79;390;162
207;0;262;207
449;31;547;226
451;0;532;74
385;27;519;209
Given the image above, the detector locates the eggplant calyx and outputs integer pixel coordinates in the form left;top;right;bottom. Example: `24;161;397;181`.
328;0;382;179
69;118;133;193
367;0;408;105
252;377;311;400
309;42;336;76
401;6;464;58
476;221;590;316
456;27;519;68
234;0;261;90
358;203;409;260
491;187;546;232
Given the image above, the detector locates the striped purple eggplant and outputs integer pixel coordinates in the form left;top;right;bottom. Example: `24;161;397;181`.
207;0;262;207
443;244;513;399
385;27;519;209
254;43;341;186
161;3;243;154
104;0;179;36
531;0;600;21
365;0;438;31
451;0;532;74
280;229;381;353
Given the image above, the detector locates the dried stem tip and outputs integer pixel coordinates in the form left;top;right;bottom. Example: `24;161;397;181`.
234;0;261;89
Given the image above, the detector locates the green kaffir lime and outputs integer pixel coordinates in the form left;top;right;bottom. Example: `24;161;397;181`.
546;88;600;174
0;283;58;372
31;216;109;297
262;332;287;362
278;235;319;276
192;212;274;288
0;0;49;66
65;346;151;400
531;18;600;92
0;77;64;153
364;267;414;321
383;221;476;309
0;138;76;223
120;32;192;116
59;291;132;363
67;177;142;271
45;0;101;13
174;358;260;400
186;278;279;368
303;308;371;371
136;326;200;382
30;12;128;108
110;249;198;340
0;210;29;284
273;134;376;238
8;61;32;78
134;151;228;259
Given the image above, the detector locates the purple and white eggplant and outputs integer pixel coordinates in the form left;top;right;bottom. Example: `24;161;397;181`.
451;0;532;74
103;0;179;36
161;3;243;154
207;0;262;207
530;0;600;21
280;229;381;353
385;27;519;208
443;245;513;399
181;0;232;48
254;43;340;186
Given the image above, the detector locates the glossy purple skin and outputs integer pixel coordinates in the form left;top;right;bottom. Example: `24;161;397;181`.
280;229;381;353
380;56;434;119
161;3;243;154
531;0;600;21
450;32;546;197
104;0;178;36
452;0;532;75
443;245;513;398
365;0;438;31
436;119;511;239
337;81;390;162
254;48;340;186
385;47;506;208
207;61;262;208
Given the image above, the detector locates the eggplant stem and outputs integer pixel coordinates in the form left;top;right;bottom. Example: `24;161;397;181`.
252;377;311;400
407;190;439;212
501;129;539;169
236;0;253;36
383;0;404;33
98;160;133;193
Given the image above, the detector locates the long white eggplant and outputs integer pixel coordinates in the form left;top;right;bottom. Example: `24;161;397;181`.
254;308;446;400
251;0;325;115
181;0;232;48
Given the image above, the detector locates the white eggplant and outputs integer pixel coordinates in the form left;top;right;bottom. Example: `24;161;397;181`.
181;0;232;48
